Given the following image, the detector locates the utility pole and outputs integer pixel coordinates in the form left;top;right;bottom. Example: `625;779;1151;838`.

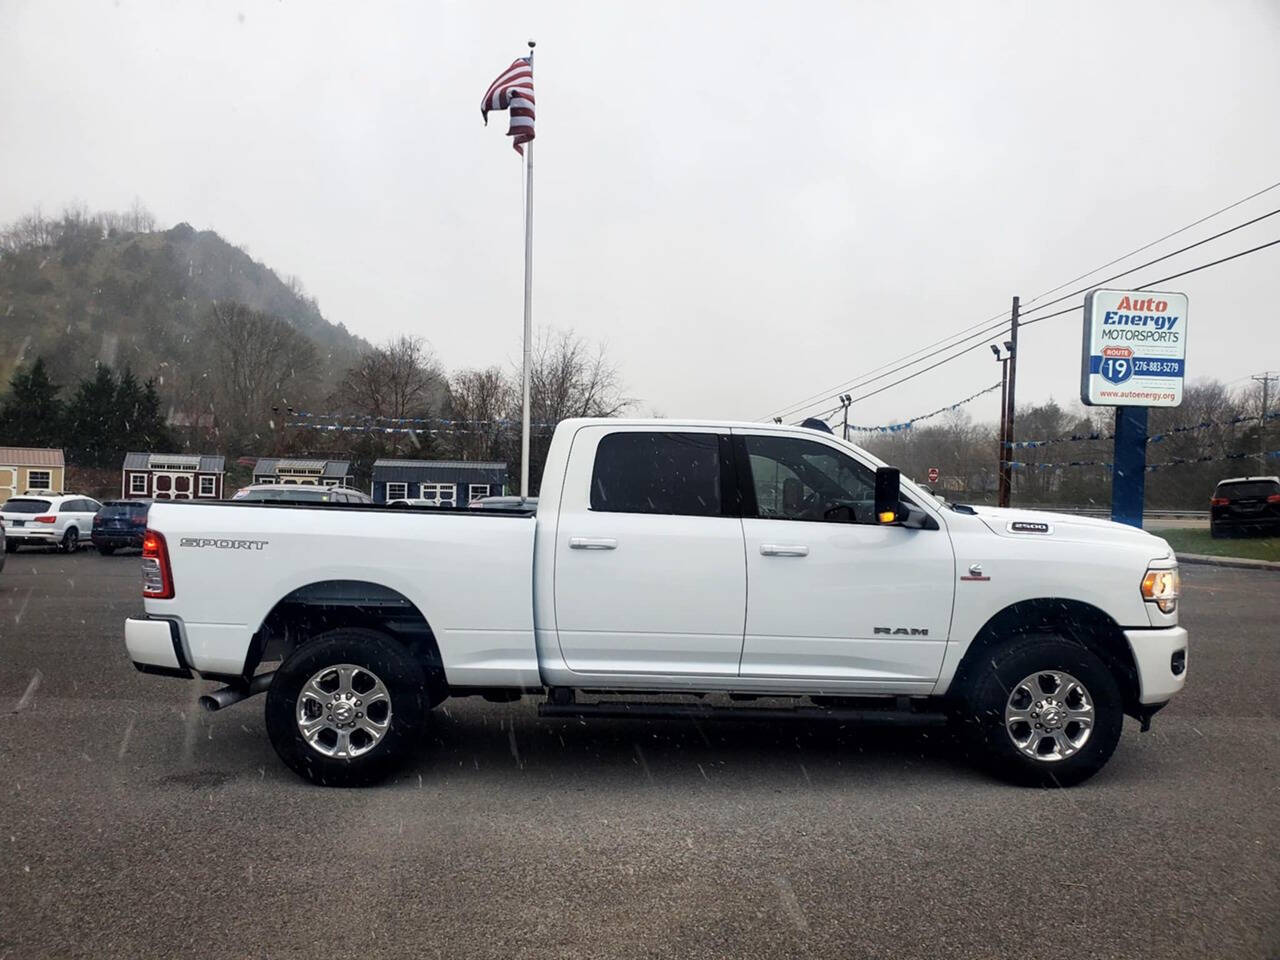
839;394;852;441
998;296;1020;507
1252;372;1278;473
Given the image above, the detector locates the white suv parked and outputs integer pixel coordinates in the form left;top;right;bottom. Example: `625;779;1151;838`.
1;493;102;552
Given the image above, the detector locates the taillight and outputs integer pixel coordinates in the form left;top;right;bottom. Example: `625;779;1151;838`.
34;515;56;523
141;529;174;599
1268;494;1280;504
1210;497;1229;507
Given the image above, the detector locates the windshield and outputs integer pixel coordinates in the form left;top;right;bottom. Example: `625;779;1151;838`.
2;498;52;513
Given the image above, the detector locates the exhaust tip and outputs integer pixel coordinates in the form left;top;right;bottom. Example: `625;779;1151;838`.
198;695;221;712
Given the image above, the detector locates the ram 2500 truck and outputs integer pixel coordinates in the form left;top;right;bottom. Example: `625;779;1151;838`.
125;419;1187;787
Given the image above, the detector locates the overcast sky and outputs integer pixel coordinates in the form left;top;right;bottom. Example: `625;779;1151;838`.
2;0;1278;427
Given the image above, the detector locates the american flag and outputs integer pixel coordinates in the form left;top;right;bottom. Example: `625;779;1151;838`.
481;56;535;155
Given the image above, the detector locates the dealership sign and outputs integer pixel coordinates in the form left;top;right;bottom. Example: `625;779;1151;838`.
1080;289;1188;407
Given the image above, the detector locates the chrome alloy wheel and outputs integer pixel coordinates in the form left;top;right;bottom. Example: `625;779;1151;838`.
1004;670;1094;762
295;664;392;759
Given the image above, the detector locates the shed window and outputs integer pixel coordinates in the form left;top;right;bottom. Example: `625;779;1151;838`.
386;482;408;501
420;483;456;507
198;475;217;497
468;484;490;502
129;473;148;495
27;470;52;491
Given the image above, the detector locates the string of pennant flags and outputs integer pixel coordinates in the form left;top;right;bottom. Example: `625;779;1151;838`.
286;420;556;436
288;411;559;429
1009;448;1280;472
839;382;1002;434
1007;411;1280;450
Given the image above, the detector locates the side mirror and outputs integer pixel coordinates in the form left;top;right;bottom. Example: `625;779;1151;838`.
823;503;857;523
874;467;903;523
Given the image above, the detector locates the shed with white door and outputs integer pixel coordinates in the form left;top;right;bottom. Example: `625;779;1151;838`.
370;459;507;506
122;452;226;500
0;447;66;500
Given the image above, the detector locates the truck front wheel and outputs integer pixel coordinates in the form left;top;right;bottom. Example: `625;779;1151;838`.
961;634;1123;787
265;628;430;787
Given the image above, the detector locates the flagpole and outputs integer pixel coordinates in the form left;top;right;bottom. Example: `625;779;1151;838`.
519;40;535;499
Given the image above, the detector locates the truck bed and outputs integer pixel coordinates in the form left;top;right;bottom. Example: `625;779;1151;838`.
142;499;541;686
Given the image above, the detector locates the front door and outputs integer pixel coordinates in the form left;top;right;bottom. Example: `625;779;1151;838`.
734;431;954;685
0;468;15;502
553;426;746;676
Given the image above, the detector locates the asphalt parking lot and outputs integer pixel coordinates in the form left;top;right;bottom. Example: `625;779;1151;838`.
0;550;1276;960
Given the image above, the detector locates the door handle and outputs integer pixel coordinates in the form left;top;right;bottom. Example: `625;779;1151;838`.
569;537;618;550
760;543;808;557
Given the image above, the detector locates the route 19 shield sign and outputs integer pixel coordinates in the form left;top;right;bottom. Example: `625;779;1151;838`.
1080;289;1187;407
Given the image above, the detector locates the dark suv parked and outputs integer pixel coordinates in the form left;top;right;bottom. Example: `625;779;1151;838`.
92;500;151;554
1210;476;1280;538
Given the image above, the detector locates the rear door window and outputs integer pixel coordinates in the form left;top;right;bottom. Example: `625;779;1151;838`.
590;431;722;517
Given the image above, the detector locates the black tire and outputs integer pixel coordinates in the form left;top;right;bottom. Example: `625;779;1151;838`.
959;633;1123;787
98;545;116;556
265;628;431;787
4;539;16;553
1210;524;1224;539
60;527;79;553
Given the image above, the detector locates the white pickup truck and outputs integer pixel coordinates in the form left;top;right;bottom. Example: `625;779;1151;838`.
125;419;1187;787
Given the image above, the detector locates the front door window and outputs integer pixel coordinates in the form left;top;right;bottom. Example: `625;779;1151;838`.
743;434;876;523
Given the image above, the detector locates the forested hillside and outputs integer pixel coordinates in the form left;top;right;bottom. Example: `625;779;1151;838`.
0;205;632;492
0;205;364;398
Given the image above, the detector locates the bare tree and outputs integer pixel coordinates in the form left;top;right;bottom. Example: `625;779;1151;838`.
525;328;631;423
445;366;513;460
203;301;317;449
499;328;631;492
338;335;445;420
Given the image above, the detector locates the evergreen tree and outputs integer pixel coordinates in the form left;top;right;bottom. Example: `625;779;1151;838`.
124;375;172;452
62;365;119;467
0;357;63;446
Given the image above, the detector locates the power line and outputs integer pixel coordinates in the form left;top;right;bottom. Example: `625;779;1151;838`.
1021;236;1280;330
1018;177;1280;308
763;310;1009;422
763;179;1280;423
856;235;1280;403
769;316;1012;422
1018;206;1280;320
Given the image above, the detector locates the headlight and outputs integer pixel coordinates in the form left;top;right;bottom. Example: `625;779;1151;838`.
1141;567;1180;613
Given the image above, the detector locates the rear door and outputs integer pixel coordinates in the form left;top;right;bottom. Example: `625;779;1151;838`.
553;425;747;676
733;430;955;685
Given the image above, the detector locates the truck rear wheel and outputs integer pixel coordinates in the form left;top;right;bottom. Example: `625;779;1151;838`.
265;628;430;787
960;634;1123;787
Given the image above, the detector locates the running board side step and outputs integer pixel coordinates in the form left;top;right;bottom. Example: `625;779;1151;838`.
537;700;949;726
